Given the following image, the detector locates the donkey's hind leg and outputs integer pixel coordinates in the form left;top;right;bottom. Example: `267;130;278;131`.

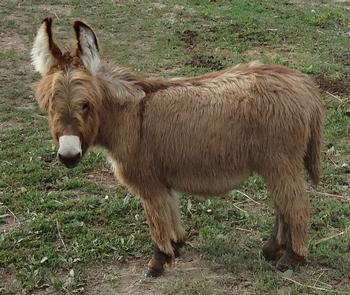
141;188;185;277
263;165;309;270
262;212;286;261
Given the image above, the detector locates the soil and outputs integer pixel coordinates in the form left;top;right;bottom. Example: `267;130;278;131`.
185;55;225;71
236;30;269;46
180;30;198;50
244;46;278;60
85;249;254;295
84;163;118;189
335;52;350;66
0;269;19;294
0;32;27;53
0;214;21;234
314;74;350;95
0;119;26;134
37;4;72;16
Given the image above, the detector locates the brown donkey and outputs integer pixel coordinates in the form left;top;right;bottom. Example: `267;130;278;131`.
32;18;323;277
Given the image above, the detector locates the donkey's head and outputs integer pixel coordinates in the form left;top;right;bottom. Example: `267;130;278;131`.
32;18;102;168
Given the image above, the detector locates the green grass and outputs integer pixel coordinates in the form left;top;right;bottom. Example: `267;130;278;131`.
0;0;349;294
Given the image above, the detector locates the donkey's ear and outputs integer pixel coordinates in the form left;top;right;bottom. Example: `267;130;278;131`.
73;21;100;75
31;17;62;76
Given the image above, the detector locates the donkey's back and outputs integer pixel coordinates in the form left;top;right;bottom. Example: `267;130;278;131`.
138;63;323;195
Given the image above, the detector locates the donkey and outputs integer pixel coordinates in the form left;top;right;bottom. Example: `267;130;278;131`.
31;18;323;277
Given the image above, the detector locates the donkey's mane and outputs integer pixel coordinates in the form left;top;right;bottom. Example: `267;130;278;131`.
97;61;264;99
97;63;189;97
97;60;302;103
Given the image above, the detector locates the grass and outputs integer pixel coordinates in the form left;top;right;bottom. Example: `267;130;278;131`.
0;0;349;294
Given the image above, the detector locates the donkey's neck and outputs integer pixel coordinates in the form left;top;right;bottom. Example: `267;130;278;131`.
94;65;146;160
93;64;199;160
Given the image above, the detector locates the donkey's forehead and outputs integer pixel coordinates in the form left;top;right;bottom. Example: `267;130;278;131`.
52;68;91;84
51;69;95;101
48;51;85;74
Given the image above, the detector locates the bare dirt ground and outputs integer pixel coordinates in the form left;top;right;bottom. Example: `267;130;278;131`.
85;249;253;295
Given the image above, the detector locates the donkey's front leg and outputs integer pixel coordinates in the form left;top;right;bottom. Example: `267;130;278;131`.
141;189;185;277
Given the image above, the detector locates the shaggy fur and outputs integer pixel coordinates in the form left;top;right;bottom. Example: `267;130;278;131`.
32;18;324;276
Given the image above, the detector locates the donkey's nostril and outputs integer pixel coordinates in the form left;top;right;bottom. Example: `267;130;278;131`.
58;152;81;168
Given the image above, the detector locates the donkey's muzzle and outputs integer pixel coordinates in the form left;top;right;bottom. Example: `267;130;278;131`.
57;135;82;168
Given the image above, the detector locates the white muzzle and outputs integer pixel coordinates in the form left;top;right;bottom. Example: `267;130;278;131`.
58;135;82;158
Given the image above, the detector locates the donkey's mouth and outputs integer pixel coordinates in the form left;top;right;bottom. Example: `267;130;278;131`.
58;152;81;168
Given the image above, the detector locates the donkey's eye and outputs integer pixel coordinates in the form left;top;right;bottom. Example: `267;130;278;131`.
81;102;91;112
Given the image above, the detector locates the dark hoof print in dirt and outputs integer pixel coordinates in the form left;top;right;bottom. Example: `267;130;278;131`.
144;268;164;278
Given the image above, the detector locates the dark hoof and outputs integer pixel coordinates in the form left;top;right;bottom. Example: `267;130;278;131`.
144;267;164;278
262;240;280;261
276;252;306;272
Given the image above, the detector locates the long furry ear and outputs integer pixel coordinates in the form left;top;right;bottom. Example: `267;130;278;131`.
31;17;62;76
73;21;100;75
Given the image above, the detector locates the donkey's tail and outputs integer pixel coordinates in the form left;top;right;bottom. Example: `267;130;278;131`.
304;103;323;185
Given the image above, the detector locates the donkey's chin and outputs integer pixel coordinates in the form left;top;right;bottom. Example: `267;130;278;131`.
58;153;82;168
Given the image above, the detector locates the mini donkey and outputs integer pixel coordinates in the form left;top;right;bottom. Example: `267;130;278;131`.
32;18;323;277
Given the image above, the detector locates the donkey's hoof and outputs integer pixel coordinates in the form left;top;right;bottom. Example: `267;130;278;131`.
276;252;306;272
144;267;164;278
262;240;280;261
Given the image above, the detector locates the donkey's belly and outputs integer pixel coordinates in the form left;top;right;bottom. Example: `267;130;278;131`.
169;170;250;196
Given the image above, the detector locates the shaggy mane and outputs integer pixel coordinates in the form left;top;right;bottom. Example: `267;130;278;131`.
96;60;309;103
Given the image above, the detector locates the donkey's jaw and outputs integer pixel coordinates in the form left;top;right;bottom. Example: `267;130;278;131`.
58;135;82;168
